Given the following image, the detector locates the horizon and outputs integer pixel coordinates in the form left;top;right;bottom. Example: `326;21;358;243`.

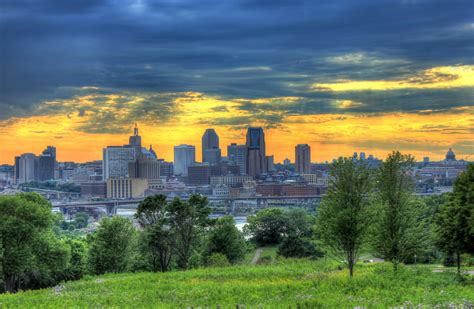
1;0;473;164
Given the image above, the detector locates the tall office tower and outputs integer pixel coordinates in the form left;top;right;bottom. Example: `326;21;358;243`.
128;160;161;179
129;123;142;149
266;155;275;172
102;146;136;180
174;144;195;176
246;127;266;176
229;144;247;175
14;156;21;184
359;152;366;160
295;144;311;174
19;153;36;183
202;128;221;164
158;160;174;177
37;146;56;181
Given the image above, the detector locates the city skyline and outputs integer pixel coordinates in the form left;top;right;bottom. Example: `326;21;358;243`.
1;1;473;164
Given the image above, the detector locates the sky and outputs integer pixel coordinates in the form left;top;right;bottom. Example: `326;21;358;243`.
0;0;473;164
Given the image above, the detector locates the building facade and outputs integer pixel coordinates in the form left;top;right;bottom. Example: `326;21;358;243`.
202;129;221;164
103;146;136;180
246;127;266;176
107;177;148;199
295;144;311;174
174;144;195;176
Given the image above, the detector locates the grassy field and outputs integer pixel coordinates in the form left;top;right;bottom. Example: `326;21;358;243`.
1;260;473;308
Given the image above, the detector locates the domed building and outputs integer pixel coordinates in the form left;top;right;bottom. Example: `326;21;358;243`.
445;148;456;161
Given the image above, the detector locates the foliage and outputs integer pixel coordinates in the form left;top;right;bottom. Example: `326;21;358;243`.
0;193;55;292
74;212;89;229
166;194;212;269
20;181;80;193
243;208;286;246
436;164;474;274
64;239;88;280
1;262;473;307
135;195;174;272
206;253;230;267
87;216;137;275
371;151;430;270
316;157;373;277
204;216;246;264
278;235;323;259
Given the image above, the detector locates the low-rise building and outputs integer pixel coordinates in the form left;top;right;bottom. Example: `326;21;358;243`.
107;178;148;199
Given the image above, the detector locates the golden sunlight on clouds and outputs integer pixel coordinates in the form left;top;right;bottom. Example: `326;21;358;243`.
0;89;472;164
312;65;474;91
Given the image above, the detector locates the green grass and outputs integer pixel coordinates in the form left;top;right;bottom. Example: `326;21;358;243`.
1;261;473;308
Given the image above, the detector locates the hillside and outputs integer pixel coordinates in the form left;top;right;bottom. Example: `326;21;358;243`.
1;260;473;308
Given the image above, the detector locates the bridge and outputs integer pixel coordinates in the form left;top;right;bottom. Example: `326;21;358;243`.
53;195;323;217
53;191;443;218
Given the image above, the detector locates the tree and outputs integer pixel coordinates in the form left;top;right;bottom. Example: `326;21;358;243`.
65;239;87;280
243;208;286;246
87;216;137;275
166;194;212;269
436;164;474;275
204;216;246;264
135;195;175;272
207;253;230;267
283;208;315;238
74;212;89;229
0;193;53;293
315;157;373;277
278;235;323;259
135;195;168;226
371;151;429;270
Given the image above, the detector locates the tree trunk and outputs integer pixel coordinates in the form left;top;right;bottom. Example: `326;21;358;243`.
4;274;17;293
348;258;354;277
456;251;461;276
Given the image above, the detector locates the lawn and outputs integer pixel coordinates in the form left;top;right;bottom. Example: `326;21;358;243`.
1;260;473;308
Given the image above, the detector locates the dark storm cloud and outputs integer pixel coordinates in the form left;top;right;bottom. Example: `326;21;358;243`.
1;0;473;121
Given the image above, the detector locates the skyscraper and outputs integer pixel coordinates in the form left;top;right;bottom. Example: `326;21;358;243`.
103;146;137;180
246;127;266;176
129;123;142;149
295;144;311;174
19;153;36;183
202;128;221;164
174;144;195;176
37;146;56;181
228;143;247;175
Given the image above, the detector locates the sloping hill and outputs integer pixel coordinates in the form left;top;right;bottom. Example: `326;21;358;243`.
1;261;473;308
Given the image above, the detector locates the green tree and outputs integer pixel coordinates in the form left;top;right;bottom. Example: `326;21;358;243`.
436;164;474;274
371;151;429;270
0;193;53;293
316;157;373;277
65;239;87;280
135;195;175;272
204;216;246;264
166;194;212;269
207;253;230;267
87;216;137;275
278;235;323;259
74;212;89;229
243;208;286;246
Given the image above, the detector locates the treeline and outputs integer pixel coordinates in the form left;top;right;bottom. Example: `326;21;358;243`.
20;181;81;193
1;151;473;293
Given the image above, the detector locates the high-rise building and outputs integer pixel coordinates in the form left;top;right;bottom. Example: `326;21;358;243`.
227;143;248;175
295;144;311;174
103;146;136;180
128;160;161;180
19;153;36;184
14;156;21;184
37;146;56;181
129;123;142;149
174;144;195;176
202;129;221;164
246;127;266;176
158;160;174;177
266;155;275;172
187;164;211;185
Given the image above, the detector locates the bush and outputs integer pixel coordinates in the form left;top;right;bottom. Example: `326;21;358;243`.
207;253;230;267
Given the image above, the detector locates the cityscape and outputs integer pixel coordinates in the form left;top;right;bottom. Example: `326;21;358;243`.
0;124;470;220
1;0;473;306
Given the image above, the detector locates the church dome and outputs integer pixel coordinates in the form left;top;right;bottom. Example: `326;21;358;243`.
445;148;456;161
